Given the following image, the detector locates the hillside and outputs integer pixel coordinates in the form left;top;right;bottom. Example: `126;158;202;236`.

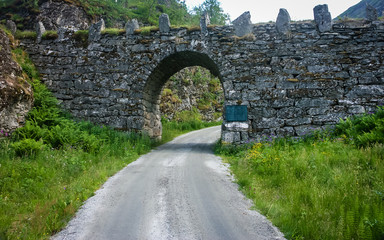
0;0;195;30
338;0;384;19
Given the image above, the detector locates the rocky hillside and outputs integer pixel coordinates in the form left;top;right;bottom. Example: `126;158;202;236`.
0;27;33;134
338;0;384;19
0;0;194;30
160;67;224;122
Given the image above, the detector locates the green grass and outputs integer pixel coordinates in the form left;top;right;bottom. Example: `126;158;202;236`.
0;46;222;239
101;28;125;35
42;30;58;40
14;30;36;40
215;110;384;240
161;118;221;144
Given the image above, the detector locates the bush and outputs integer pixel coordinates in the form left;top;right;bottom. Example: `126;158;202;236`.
335;107;384;147
11;138;46;157
174;107;201;122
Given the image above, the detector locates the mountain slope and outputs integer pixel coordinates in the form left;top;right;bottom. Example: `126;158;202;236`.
338;0;384;19
0;0;193;29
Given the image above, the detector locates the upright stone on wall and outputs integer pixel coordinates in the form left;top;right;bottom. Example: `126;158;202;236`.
159;13;171;33
125;19;139;36
88;19;105;42
232;11;253;37
35;21;46;43
6;20;17;35
313;4;332;32
366;4;378;22
200;11;210;35
276;8;291;34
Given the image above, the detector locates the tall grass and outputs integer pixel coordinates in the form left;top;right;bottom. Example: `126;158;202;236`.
0;47;222;239
215;108;384;240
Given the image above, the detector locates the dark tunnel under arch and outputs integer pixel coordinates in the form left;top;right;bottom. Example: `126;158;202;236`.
142;51;223;139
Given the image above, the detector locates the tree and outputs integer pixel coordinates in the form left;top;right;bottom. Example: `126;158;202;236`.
193;0;229;25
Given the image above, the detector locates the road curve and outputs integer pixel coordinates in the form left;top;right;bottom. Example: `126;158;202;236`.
52;126;285;240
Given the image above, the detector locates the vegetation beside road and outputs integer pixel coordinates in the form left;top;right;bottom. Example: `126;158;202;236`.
0;46;220;239
215;108;384;240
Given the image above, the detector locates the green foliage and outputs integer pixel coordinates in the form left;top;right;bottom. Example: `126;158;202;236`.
215;109;384;240
101;28;125;35
174;107;201;122
335;107;384;147
192;0;230;25
11;138;46;157
73;30;89;41
42;30;58;40
14;30;36;40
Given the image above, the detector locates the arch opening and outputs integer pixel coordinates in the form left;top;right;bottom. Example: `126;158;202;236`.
143;51;223;140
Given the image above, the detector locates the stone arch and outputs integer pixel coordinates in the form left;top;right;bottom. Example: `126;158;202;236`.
143;50;223;140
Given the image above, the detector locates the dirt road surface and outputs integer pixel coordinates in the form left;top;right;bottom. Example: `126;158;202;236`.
52;126;285;240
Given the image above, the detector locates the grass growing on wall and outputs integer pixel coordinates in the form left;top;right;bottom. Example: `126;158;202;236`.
215;109;384;240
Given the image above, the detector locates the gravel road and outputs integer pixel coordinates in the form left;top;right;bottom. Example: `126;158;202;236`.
52;126;285;240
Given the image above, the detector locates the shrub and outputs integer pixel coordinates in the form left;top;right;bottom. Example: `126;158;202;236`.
335;107;384;147
174;107;201;122
11;138;46;157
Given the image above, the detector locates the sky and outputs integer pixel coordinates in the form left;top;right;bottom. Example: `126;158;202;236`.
184;0;362;23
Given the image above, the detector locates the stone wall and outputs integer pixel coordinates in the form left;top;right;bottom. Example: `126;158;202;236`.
20;18;384;143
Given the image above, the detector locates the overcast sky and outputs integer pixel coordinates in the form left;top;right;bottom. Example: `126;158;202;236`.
184;0;362;23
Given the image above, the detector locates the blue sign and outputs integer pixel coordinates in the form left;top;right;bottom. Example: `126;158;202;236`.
225;105;248;122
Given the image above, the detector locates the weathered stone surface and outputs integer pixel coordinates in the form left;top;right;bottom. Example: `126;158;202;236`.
314;4;332;32
88;19;105;42
276;8;291;34
200;12;210;35
0;29;33;134
57;27;77;41
35;21;46;43
366;4;378;22
37;0;91;30
6;20;17;35
232;11;253;37
125;19;139;36
20;19;384;143
159;13;171;33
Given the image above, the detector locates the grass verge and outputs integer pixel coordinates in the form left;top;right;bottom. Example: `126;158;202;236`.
215;109;384;240
0;46;221;239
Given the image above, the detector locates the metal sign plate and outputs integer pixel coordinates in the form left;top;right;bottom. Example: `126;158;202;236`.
225;105;248;122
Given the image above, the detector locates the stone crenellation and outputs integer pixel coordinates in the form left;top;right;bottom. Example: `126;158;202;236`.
19;5;384;143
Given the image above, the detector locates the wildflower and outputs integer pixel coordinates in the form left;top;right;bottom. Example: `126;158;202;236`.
0;130;3;134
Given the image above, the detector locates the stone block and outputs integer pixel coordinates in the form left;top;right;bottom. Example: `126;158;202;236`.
200;12;210;35
366;4;378;22
35;21;46;43
232;11;253;37
222;131;241;143
286;117;312;126
159;13;171;33
223;122;249;131
88;19;105;42
313;4;332;33
276;8;291;34
6;20;17;35
125;19;139;36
